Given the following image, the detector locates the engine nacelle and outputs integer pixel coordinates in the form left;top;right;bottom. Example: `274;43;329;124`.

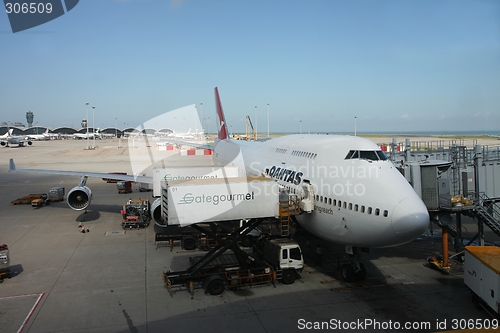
27;140;33;146
0;141;6;146
67;186;92;210
151;198;165;227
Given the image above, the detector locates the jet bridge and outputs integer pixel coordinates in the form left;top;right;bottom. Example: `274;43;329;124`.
396;141;500;273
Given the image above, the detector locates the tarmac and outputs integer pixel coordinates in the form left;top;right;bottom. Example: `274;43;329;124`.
0;138;499;333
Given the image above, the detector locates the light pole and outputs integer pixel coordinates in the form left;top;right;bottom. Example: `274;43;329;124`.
92;106;96;148
85;102;89;149
354;116;357;136
267;103;269;137
255;106;257;140
115;118;117;138
200;102;203;134
300;120;302;134
208;117;211;138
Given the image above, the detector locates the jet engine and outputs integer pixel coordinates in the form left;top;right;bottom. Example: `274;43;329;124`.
0;142;6;146
67;176;92;211
27;140;33;145
67;186;92;210
151;198;164;226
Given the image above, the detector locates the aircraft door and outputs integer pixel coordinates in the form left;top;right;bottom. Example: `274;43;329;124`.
300;180;314;213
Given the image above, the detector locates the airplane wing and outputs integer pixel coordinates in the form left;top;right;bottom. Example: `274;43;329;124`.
9;159;153;184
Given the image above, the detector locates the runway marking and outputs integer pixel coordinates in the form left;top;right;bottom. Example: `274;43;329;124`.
105;231;126;236
0;292;45;333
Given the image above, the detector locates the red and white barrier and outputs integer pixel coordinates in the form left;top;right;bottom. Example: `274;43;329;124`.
180;149;212;156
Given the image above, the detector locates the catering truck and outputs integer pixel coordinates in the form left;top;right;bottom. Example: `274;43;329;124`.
159;177;279;227
464;246;500;317
162;235;303;296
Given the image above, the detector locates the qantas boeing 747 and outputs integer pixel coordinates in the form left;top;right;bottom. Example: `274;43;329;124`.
9;87;429;281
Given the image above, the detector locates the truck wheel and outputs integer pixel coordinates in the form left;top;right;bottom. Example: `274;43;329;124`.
341;264;355;282
205;275;225;295
240;235;253;247
183;237;196;251
281;269;296;284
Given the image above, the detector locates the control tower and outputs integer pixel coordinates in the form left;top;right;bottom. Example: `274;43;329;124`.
26;111;34;128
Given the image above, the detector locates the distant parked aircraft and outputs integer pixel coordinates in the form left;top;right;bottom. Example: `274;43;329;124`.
1;129;33;147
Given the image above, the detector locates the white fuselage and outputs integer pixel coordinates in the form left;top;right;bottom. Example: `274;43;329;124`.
213;134;429;248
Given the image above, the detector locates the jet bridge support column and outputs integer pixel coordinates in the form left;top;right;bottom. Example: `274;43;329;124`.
405;138;411;162
442;226;450;269
474;145;485;246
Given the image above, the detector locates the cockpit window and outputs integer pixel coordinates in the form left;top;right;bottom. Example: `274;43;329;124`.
359;151;379;160
345;150;388;161
376;150;388;160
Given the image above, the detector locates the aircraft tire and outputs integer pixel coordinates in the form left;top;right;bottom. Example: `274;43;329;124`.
341;264;355;282
355;263;367;281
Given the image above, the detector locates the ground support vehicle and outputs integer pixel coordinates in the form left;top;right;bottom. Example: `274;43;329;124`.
0;244;10;282
464;246;500;317
154;191;300;251
11;193;46;205
121;199;151;228
31;194;49;208
48;187;65;202
117;181;133;194
162;219;303;296
154;224;229;251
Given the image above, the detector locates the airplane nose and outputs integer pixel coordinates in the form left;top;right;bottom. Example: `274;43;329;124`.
391;196;429;241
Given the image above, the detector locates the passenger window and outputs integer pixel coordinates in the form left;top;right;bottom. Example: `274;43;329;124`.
348;203;352;210
333;199;337;205
328;198;332;205
343;202;346;209
338;201;342;208
368;207;372;214
354;204;358;211
375;208;380;216
361;206;365;213
282;249;288;260
383;210;388;217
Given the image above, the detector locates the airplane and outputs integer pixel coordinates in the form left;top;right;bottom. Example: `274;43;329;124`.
1;129;33;147
8;87;429;281
0;129;12;140
73;129;100;140
27;128;50;141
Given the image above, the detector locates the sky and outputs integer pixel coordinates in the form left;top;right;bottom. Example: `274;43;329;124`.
1;0;499;134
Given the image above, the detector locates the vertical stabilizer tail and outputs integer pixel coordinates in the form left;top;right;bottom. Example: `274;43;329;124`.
215;87;229;141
